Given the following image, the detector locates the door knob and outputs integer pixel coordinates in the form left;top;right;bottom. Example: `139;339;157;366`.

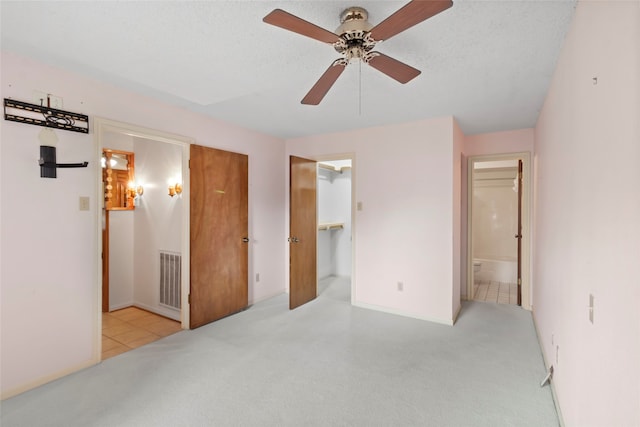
242;237;250;243
288;237;299;243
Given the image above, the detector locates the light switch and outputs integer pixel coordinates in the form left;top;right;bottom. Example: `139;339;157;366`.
79;196;90;211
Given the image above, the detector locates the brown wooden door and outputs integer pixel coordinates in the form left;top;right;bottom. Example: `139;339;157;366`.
289;156;317;310
190;144;248;328
516;159;523;306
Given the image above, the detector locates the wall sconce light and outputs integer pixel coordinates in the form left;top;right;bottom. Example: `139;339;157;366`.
168;183;182;197
127;181;144;199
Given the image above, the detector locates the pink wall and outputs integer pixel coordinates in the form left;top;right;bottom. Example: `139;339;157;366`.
0;51;286;397
464;128;534;156
286;117;459;324
533;1;640;425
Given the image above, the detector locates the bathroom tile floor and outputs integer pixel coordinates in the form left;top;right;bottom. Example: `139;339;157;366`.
102;307;182;360
473;280;518;305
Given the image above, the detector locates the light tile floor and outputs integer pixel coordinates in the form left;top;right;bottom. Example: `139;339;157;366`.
473;280;518;305
102;307;182;360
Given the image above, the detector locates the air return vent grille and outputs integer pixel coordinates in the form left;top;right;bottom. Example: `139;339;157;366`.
160;251;181;310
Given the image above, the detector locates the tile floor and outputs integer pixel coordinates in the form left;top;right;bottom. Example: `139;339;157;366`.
473;280;518;305
102;307;182;360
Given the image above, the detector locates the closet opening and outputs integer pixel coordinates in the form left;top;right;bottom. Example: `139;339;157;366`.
316;159;353;303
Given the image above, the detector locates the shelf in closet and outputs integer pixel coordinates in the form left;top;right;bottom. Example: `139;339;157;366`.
318;162;351;174
318;222;344;231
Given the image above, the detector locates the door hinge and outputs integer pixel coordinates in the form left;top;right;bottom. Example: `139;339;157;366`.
188;294;191;304
517;278;522;286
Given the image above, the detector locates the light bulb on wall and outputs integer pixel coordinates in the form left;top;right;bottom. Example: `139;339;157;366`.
127;181;144;199
101;156;117;168
168;182;182;197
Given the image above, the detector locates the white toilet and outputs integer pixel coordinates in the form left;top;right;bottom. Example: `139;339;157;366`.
473;261;482;273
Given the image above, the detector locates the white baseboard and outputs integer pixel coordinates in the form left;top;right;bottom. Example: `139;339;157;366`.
452;303;463;325
108;301;133;311
532;311;565;427
133;302;180;322
353;301;454;326
249;289;287;306
1;358;98;400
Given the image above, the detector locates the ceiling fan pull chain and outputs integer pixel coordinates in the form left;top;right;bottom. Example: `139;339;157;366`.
359;60;362;116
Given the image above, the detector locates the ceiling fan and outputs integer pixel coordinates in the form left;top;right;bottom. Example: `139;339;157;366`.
263;0;453;105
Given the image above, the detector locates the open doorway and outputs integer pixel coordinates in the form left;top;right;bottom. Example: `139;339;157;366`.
467;153;531;309
316;158;353;303
95;118;191;359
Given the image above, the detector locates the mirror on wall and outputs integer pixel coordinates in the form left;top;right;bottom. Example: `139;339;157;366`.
102;149;136;210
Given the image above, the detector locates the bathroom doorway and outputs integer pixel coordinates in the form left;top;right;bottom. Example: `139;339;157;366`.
316;156;354;304
467;153;531;309
95;118;192;358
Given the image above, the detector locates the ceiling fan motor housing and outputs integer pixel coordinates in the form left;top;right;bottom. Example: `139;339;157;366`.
334;7;377;62
336;7;373;34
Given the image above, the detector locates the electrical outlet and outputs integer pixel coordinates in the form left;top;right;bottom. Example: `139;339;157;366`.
357;201;363;211
256;273;260;283
555;345;559;365
79;196;90;211
589;294;594;324
397;281;403;292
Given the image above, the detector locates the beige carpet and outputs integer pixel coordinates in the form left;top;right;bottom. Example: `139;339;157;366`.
1;277;558;426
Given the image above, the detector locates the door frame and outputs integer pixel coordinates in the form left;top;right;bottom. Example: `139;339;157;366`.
466;152;532;310
94;118;193;353
289;152;356;305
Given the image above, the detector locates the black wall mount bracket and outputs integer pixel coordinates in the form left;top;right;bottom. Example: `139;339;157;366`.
39;145;89;178
4;98;89;134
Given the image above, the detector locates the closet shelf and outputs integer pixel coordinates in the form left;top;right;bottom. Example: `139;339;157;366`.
318;162;351;174
318;222;344;231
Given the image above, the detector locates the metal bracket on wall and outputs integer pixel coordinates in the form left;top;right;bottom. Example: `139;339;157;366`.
4;98;89;134
39;145;89;178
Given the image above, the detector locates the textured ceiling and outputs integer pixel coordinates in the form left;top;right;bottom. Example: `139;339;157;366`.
1;1;576;139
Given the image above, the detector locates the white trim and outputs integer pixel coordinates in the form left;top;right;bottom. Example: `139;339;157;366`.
452;302;463;325
0;359;97;400
250;290;287;306
532;311;565;427
93;118;193;363
109;301;134;312
353;302;455;326
466;152;532;310
133;302;181;322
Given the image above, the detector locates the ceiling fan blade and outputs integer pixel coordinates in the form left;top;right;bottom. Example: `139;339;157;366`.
369;0;453;42
301;61;346;105
367;53;421;84
263;9;341;44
